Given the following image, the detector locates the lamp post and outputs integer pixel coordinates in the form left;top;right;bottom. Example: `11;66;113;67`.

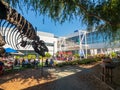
41;56;44;76
53;41;55;57
78;30;81;59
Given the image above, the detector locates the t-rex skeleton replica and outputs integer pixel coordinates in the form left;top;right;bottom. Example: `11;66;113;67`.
0;0;48;57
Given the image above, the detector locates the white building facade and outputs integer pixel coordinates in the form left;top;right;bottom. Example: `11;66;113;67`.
2;27;120;57
57;30;120;58
2;30;58;56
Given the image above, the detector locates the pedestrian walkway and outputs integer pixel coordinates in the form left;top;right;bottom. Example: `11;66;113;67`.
0;64;113;90
31;66;112;90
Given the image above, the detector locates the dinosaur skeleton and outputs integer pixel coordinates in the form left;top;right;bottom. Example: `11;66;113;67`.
0;1;48;57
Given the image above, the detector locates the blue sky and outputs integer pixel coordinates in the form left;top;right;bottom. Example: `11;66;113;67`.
17;8;86;37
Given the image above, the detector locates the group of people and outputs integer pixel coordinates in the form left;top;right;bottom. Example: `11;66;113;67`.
45;58;54;67
14;58;39;68
0;56;14;75
0;56;56;75
56;55;75;61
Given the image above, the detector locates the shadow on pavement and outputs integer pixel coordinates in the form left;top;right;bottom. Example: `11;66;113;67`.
0;62;119;90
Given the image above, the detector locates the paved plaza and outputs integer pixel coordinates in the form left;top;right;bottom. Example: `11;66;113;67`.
0;63;113;90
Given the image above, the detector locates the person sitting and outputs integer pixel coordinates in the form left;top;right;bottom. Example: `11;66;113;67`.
14;58;18;66
102;56;112;63
22;59;25;67
0;59;4;75
101;56;115;70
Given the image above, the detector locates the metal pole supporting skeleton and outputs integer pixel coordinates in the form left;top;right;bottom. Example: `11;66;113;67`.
0;0;48;57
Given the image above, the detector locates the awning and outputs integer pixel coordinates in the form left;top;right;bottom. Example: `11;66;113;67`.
5;48;17;53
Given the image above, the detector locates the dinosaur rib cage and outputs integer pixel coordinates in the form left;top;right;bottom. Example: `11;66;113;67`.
0;1;48;56
0;20;33;49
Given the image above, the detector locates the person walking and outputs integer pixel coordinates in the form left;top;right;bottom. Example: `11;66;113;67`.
49;59;54;67
45;59;49;67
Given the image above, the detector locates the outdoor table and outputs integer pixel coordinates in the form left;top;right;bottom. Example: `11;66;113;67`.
100;62;115;83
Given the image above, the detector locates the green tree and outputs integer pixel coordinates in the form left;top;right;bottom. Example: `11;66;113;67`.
27;54;36;59
1;0;120;41
110;52;117;58
45;52;51;58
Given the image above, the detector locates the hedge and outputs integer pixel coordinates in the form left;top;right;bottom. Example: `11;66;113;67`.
56;57;101;67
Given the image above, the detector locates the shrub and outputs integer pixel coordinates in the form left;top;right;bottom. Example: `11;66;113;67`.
56;58;101;67
45;52;52;58
110;52;117;58
74;54;80;59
